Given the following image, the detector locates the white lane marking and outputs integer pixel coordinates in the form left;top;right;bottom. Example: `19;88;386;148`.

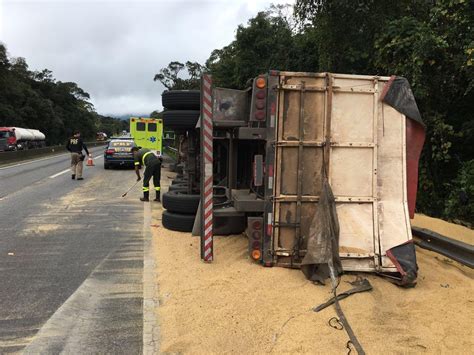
93;155;103;160
0;147;105;170
49;169;70;179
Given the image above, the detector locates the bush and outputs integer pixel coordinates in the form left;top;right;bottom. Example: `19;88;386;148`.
444;160;474;224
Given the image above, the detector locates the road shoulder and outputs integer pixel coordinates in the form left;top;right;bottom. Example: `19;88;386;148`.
143;202;160;354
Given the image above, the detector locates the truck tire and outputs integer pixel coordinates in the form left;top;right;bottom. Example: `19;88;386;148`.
163;110;200;130
162;90;200;110
169;163;178;173
162;211;196;232
168;185;200;195
172;178;188;185
168;183;188;192
104;162;110;169
163;190;200;214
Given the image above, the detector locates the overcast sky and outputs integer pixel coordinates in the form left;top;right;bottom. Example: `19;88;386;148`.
0;0;294;116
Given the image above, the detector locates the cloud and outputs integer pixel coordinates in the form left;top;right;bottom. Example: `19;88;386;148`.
0;0;294;116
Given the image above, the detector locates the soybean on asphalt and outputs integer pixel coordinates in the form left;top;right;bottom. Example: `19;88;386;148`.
0;149;146;353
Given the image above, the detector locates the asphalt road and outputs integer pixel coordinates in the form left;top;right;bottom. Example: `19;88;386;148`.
0;149;150;353
0;146;105;198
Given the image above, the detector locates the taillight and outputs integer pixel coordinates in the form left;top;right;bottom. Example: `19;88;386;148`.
252;220;262;230
255;111;265;120
256;100;265;110
247;217;263;262
251;76;267;122
256;77;266;89
252;250;261;260
106;149;115;154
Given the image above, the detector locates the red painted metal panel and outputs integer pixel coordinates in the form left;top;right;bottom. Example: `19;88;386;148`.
406;119;425;219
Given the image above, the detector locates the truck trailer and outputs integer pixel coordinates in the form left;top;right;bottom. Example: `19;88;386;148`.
0;127;46;151
198;72;425;286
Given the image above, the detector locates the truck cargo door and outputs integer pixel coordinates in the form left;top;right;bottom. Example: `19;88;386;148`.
272;72;412;273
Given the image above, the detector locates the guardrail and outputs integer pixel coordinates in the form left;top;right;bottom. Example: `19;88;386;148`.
167;146;178;153
0;141;108;165
412;227;474;268
163;146;178;161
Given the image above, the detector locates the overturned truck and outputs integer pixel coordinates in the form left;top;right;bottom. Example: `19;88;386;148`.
199;72;425;286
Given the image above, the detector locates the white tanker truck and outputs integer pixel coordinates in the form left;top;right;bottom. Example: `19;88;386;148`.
0;127;46;151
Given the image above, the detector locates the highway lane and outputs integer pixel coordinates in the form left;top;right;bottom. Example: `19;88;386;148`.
0;152;150;353
0;145;106;199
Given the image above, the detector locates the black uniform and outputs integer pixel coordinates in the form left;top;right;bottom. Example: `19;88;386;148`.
66;136;89;180
134;148;162;199
66;137;89;155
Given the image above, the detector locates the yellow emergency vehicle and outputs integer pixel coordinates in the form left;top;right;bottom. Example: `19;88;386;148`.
129;117;163;155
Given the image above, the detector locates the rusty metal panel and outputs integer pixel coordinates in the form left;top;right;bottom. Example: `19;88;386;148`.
279;147;323;196
274;74;327;267
272;72;411;273
212;87;248;122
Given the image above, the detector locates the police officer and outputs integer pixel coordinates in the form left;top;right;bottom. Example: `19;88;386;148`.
131;147;162;202
66;130;90;180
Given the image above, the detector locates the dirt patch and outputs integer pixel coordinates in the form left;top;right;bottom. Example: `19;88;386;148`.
34;224;62;233
19;223;64;237
151;210;473;354
412;214;474;245
60;184;98;206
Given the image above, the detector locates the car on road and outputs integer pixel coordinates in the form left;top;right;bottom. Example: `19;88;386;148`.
104;138;136;169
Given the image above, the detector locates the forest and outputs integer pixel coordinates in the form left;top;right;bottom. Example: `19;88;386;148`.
154;0;473;223
0;43;127;144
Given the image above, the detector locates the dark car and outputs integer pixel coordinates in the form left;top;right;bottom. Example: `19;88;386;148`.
104;139;136;169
